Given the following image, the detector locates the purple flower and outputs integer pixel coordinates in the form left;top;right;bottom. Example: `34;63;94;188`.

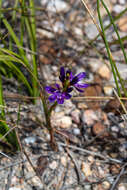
59;67;89;92
45;83;72;104
45;67;89;104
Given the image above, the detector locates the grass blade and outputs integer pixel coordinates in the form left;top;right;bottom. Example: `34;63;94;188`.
100;0;127;64
97;0;121;96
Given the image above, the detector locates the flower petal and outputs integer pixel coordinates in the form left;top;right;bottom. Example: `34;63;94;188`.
57;98;64;104
55;83;60;90
69;72;74;80
45;86;56;93
75;83;89;89
74;86;84;92
70;72;86;85
64;92;71;99
48;94;57;102
59;67;65;82
67;87;73;93
57;96;64;104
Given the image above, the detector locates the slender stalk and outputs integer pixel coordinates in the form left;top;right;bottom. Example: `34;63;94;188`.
90;7;127;43
97;0;121;97
24;0;38;100
98;0;127;97
100;0;127;64
40;93;57;151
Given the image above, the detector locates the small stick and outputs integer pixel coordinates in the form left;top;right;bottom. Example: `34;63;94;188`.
58;142;122;164
113;88;127;115
5;166;13;190
23;149;48;190
110;163;127;190
66;147;84;184
0;151;13;160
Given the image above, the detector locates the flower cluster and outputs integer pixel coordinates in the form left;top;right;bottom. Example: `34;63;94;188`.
45;67;89;104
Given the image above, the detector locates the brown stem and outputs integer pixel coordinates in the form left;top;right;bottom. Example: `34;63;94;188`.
46;114;58;151
40;92;57;150
49;128;58;151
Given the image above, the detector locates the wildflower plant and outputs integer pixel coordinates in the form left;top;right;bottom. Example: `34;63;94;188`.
45;67;89;104
44;67;89;150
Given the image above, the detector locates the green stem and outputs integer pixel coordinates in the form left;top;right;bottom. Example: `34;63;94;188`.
97;0;121;97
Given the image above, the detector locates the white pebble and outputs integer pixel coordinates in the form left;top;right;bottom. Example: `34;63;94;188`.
113;5;125;14
73;128;80;135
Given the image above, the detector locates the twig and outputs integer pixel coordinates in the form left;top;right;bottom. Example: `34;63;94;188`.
5;166;13;190
58;142;122;164
55;164;67;190
23;149;48;190
113;88;127;115
110;163;127;190
3;92;39;101
14;125;48;190
80;0;102;36
0;154;48;171
83;128;109;146
72;96;127;101
66;147;84;184
0;151;13;161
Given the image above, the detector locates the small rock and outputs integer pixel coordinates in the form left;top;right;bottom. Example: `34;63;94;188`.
52;111;65;118
52;65;58;72
52;115;72;128
47;0;69;12
61;156;67;167
119;145;127;158
71;109;80;124
83;87;101;110
102;181;110;190
118;0;126;4
112;0;117;4
98;166;106;177
98;64;111;80
103;85;113;96
31;176;42;187
87;58;103;73
113;4;125;14
87;156;94;163
81;162;92;177
55;105;62;112
42;65;54;82
84;185;91;190
37;28;54;38
110;164;120;174
24;136;37;145
118;16;127;32
85;24;99;39
82;110;98;126
92;122;109;138
102;112;110;125
122;142;127;149
111;125;119;133
109;153;118;158
9;188;21;190
118;184;127;190
53;21;65;33
49;161;57;170
74;27;83;36
64;100;75;114
78;102;88;109
73;128;80;135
